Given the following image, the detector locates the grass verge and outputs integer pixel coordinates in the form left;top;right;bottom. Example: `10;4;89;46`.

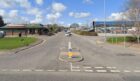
107;36;139;44
73;30;98;36
0;37;37;50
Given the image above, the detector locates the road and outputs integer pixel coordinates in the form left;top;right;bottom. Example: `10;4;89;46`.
0;32;140;81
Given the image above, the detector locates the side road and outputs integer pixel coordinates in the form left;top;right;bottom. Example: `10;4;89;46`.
72;33;140;54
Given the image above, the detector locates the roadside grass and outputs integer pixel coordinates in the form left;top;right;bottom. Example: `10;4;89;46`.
107;36;138;44
73;30;98;36
0;37;37;50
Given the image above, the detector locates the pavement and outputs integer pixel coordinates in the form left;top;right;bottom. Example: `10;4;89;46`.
0;32;140;81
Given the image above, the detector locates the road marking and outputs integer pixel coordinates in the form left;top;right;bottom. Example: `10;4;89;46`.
134;70;140;73
47;70;55;72
10;69;20;72
124;70;131;73
84;70;93;72
83;67;92;69
110;70;120;73
71;69;81;72
35;69;44;72
70;62;73;71
106;67;116;69
22;69;32;72
72;66;80;69
96;70;107;73
58;70;68;72
94;67;104;69
1;69;8;71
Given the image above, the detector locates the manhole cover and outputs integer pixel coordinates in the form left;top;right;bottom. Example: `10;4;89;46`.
117;53;135;56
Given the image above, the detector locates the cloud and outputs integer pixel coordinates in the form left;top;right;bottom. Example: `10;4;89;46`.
30;14;43;23
0;9;5;16
36;0;44;5
27;8;42;16
107;12;128;21
52;2;66;12
46;12;61;23
69;12;91;18
0;0;31;9
9;10;18;18
46;2;66;23
83;0;93;4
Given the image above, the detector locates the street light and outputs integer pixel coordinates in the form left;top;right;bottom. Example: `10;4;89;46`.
104;0;107;41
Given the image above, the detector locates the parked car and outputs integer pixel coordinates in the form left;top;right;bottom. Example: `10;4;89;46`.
65;31;72;37
0;31;5;38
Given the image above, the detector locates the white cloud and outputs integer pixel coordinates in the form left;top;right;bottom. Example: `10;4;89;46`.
69;12;91;18
18;0;31;9
46;2;66;23
9;10;18;18
36;0;43;5
27;8;42;15
52;2;66;12
0;9;5;16
46;12;61;22
30;14;43;23
108;12;128;21
0;0;31;9
83;0;93;4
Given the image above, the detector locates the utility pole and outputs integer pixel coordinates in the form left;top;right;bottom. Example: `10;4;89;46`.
104;0;107;41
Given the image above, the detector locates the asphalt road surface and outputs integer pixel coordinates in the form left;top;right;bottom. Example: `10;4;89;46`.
0;32;140;81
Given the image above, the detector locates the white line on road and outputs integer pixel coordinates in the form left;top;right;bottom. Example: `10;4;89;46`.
96;70;107;73
106;67;117;69
72;66;80;69
123;70;131;73
10;69;20;72
134;70;140;73
1;69;8;71
110;70;120;73
84;70;93;72
22;69;32;72
34;69;44;72
83;67;92;69
71;69;81;72
58;70;68;72
47;70;55;72
94;67;104;69
70;62;73;71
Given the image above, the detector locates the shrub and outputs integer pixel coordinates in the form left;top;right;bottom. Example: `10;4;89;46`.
73;30;98;36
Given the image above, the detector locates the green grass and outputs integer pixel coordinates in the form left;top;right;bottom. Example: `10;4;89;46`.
0;37;37;50
107;36;139;44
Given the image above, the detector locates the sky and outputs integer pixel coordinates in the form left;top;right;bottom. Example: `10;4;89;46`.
0;0;126;26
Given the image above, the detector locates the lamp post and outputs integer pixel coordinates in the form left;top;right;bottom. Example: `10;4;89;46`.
104;0;107;41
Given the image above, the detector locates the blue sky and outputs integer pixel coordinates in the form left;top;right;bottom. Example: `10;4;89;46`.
0;0;126;26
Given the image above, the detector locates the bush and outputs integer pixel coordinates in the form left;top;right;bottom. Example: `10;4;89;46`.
107;36;139;43
73;30;98;36
126;36;138;42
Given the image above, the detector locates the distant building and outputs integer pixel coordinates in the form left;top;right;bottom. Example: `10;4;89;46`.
0;24;49;36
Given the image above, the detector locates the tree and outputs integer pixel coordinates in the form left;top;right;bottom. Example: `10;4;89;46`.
0;16;5;27
125;0;140;44
70;23;79;28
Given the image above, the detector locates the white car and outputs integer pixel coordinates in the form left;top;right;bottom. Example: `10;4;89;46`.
0;31;5;38
65;32;72;37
